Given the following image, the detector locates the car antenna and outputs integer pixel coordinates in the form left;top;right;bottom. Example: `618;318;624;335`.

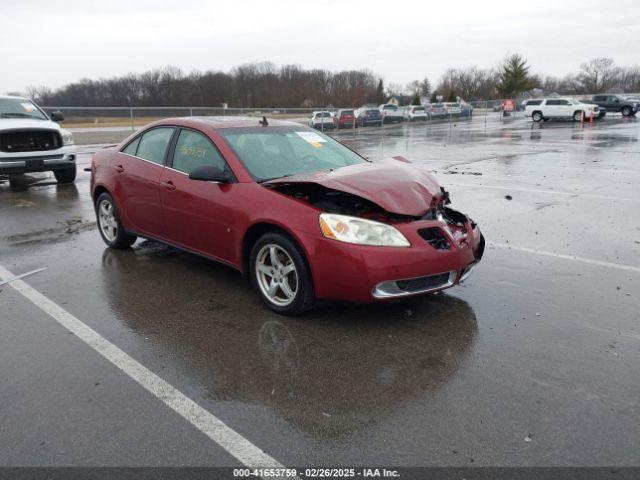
259;116;268;126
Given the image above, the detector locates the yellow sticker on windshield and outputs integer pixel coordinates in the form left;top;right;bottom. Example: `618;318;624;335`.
310;141;322;148
21;102;35;112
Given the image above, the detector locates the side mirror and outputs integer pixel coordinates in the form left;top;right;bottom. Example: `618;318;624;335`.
50;111;65;122
188;165;230;183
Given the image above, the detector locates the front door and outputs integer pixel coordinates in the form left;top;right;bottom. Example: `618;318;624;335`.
159;128;239;264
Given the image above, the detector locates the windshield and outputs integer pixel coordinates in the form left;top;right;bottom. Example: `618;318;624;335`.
0;98;48;120
315;112;332;118
221;127;367;182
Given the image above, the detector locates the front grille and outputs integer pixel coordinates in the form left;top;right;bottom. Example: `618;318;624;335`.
396;272;451;293
0;130;62;153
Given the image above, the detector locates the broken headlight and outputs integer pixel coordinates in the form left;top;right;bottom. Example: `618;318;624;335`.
319;213;410;247
60;129;74;146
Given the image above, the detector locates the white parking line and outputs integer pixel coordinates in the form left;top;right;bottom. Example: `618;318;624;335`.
0;263;292;477
490;243;640;274
447;182;640;203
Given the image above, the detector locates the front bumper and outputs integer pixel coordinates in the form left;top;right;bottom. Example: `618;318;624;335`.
0;146;76;175
304;215;484;302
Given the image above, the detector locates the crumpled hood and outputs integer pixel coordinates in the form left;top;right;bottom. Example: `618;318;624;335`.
0;118;62;132
265;160;444;217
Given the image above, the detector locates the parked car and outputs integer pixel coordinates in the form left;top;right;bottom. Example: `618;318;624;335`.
404;105;429;121
355;106;383;127
525;98;600;122
586;94;638;117
334;109;356;129
379;104;404;124
424;103;446;119
0;95;76;183
308;111;335;130
442;102;463;116
459;101;474;118
91;117;484;315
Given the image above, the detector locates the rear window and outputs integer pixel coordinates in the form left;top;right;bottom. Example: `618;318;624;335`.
340;110;354;116
316;112;331;118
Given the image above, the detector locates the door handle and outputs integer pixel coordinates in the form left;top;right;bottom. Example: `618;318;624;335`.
162;180;176;191
115;165;125;173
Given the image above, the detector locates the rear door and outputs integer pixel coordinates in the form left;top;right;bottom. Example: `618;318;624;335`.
117;126;175;236
544;99;562;117
159;127;239;263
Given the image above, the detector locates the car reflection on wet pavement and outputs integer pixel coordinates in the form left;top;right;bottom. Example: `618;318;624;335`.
102;241;477;439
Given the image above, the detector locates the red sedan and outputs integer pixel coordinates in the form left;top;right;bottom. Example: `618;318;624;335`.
90;117;484;315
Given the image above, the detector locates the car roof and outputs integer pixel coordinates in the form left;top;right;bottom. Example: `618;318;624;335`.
147;116;303;130
0;95;29;101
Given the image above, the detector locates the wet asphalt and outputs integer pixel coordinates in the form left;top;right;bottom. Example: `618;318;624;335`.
0;114;639;467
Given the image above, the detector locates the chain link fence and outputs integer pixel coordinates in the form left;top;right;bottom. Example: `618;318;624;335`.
41;101;525;133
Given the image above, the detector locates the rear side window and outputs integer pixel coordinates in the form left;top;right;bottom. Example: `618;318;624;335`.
172;129;226;174
136;127;174;165
122;137;140;155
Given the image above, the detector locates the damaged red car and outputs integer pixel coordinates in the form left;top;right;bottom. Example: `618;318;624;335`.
90;117;484;315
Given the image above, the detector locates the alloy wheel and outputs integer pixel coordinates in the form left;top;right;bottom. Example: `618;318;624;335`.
98;199;118;242
255;244;299;307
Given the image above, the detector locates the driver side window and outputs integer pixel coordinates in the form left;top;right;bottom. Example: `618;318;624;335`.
172;129;227;175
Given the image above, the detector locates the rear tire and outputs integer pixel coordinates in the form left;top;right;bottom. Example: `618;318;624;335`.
621;106;632;117
95;192;137;249
532;111;543;122
54;165;76;184
249;232;316;316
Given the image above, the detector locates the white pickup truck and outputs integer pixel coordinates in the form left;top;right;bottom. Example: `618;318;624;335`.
1;95;76;183
525;98;600;123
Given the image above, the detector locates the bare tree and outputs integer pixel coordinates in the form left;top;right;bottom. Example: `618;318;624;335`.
577;58;619;93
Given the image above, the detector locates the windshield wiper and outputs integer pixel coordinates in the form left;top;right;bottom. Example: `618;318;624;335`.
258;173;298;183
0;113;44;119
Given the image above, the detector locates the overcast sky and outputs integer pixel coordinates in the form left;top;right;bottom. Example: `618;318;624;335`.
2;0;639;95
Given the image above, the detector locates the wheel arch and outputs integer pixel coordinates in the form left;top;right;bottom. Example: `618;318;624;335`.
240;221;313;277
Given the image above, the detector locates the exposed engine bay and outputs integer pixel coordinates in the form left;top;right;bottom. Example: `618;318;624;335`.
267;182;472;228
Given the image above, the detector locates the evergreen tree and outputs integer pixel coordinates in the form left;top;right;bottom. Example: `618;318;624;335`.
420;78;432;97
411;93;421;105
496;54;537;98
376;79;385;104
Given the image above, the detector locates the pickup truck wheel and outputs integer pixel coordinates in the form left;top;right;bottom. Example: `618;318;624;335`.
95;192;137;249
53;165;76;184
573;111;584;122
621;106;632;117
532;111;543;122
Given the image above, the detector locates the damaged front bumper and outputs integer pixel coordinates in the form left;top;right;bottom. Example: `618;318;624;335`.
305;210;485;302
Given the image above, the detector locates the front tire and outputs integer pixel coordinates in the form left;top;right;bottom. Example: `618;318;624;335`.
573;111;584;122
54;165;76;184
532;111;543;122
250;232;315;316
95;192;137;249
621;106;632;117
